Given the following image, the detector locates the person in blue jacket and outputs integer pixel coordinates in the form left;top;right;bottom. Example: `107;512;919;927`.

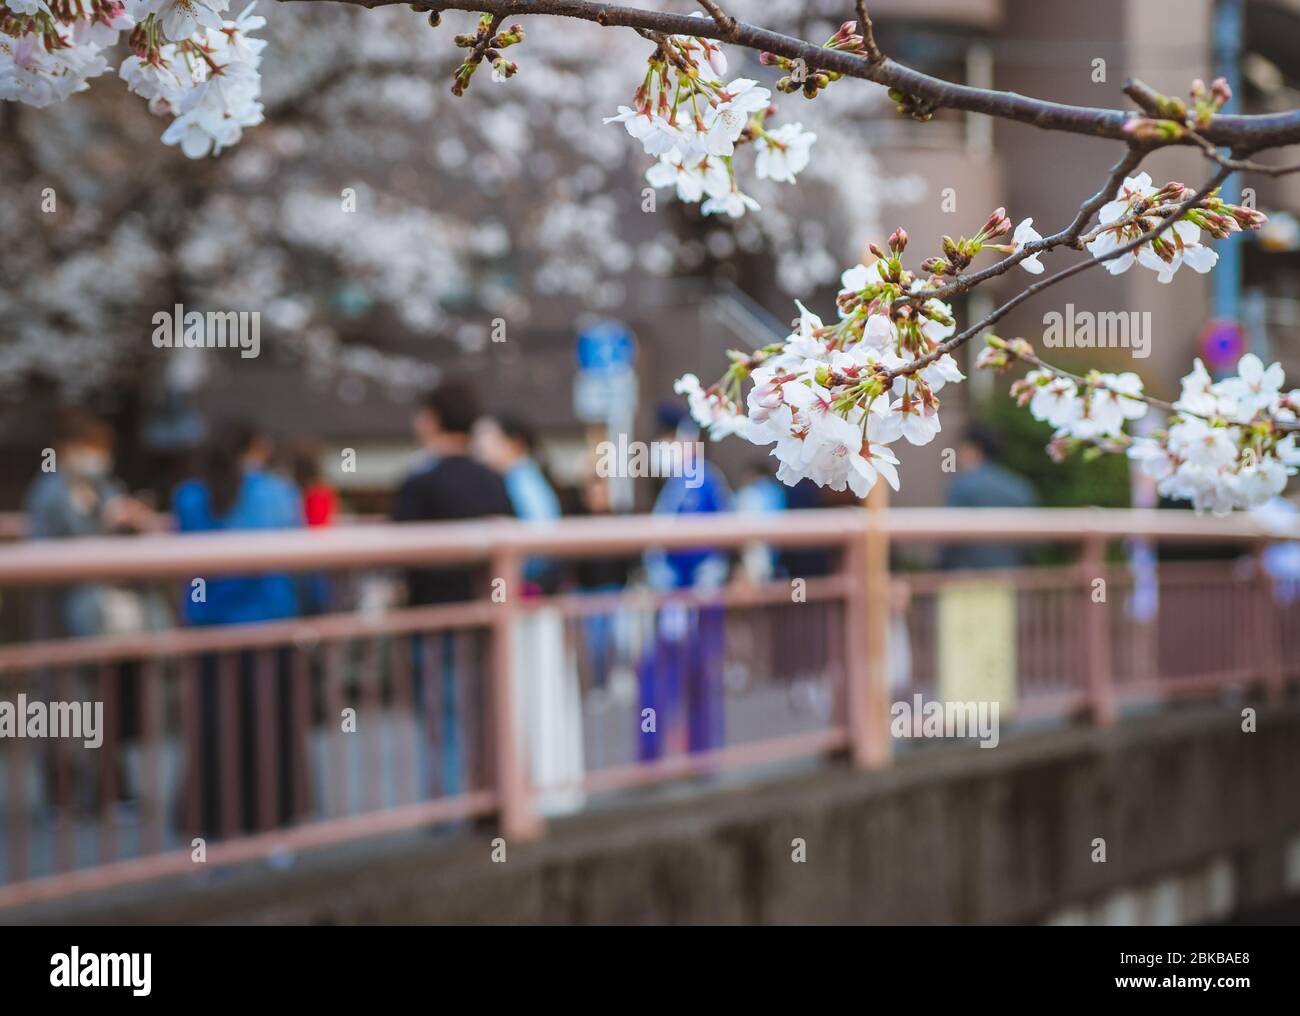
640;405;732;761
173;428;302;624
173;426;304;837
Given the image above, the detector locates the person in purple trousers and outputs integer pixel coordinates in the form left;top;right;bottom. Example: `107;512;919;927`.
639;406;731;761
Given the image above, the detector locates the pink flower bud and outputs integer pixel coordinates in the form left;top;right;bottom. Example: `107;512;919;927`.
1231;206;1267;229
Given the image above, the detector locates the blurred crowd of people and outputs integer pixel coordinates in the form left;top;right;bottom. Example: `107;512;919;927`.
19;383;1061;827
25;382;893;639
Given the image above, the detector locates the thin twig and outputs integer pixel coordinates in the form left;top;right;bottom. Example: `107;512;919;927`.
1059;145;1148;243
696;0;737;39
1011;348;1189;420
1121;79;1167;117
894;146;1147;306
854;1;884;64
1185;130;1300;177
1007;345;1300;434
886;165;1234;381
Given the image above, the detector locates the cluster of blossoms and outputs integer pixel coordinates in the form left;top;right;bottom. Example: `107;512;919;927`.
605;11;818;218
1084;172;1265;284
121;2;264;157
1;0;263;157
670;206;1066;497
675;227;964;496
985;338;1300;514
1131;356;1300;513
679;174;1280;510
0;0;124;106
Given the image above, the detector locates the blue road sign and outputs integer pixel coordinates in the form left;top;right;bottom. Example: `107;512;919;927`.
576;320;635;373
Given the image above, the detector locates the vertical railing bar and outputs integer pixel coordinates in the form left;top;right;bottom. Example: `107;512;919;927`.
142;657;164;857
829;577;848;728
461;629;482;794
218;651;240;840
391;634;417;806
255;649;277;832
490;545;541;840
97;662;118;865
423;633;442;799
461;630;477;793
179;655;201;845
7;667;30;883
324;641;347;818
1081;536;1116;725
54;667;75;874
291;644;312;822
848;484;891;770
360;636;383;811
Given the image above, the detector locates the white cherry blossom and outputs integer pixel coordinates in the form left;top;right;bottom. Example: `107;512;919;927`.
1012;218;1045;273
1215;353;1285;418
132;0;230;42
701;187;760;218
754;123;815;184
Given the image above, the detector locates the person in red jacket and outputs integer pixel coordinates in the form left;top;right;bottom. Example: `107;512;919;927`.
291;443;337;527
290;442;337;616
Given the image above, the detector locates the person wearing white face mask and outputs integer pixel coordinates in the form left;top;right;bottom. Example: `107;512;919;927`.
28;409;152;518
25;411;154;634
24;410;160;817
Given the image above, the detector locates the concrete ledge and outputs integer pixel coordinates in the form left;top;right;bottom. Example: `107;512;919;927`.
6;700;1299;925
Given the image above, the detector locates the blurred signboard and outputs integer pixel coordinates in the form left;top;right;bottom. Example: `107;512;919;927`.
573;370;637;424
574;320;636;424
937;581;1017;716
576;320;635;373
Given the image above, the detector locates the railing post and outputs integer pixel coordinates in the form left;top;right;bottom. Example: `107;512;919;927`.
490;545;542;842
1080;535;1116;725
848;483;892;770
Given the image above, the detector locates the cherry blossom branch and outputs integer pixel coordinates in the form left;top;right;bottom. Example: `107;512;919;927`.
1059;146;1150;243
1121;78;1175;117
1006;346;1194;423
288;0;1300;152
895;145;1147;307
908;193;1188;312
884;165;1234;382
1000;343;1300;435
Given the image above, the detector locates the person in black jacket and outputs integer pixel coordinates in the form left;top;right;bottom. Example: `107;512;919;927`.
393;379;513;799
394;380;514;604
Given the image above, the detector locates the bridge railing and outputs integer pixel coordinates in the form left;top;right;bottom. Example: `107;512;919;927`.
0;507;1295;909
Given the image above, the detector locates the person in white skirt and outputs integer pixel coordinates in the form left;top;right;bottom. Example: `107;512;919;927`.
476;416;586;816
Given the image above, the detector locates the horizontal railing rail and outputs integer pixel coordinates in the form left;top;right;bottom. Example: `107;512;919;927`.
0;507;1295;584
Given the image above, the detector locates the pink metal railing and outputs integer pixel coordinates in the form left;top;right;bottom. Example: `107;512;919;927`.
0;507;1296;909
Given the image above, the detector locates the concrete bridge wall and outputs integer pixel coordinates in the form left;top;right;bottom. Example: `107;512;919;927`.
9;701;1300;925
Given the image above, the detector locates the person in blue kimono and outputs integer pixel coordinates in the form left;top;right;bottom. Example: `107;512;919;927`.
639;405;732;761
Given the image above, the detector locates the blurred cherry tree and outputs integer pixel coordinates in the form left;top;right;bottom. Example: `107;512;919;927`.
0;0;894;409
